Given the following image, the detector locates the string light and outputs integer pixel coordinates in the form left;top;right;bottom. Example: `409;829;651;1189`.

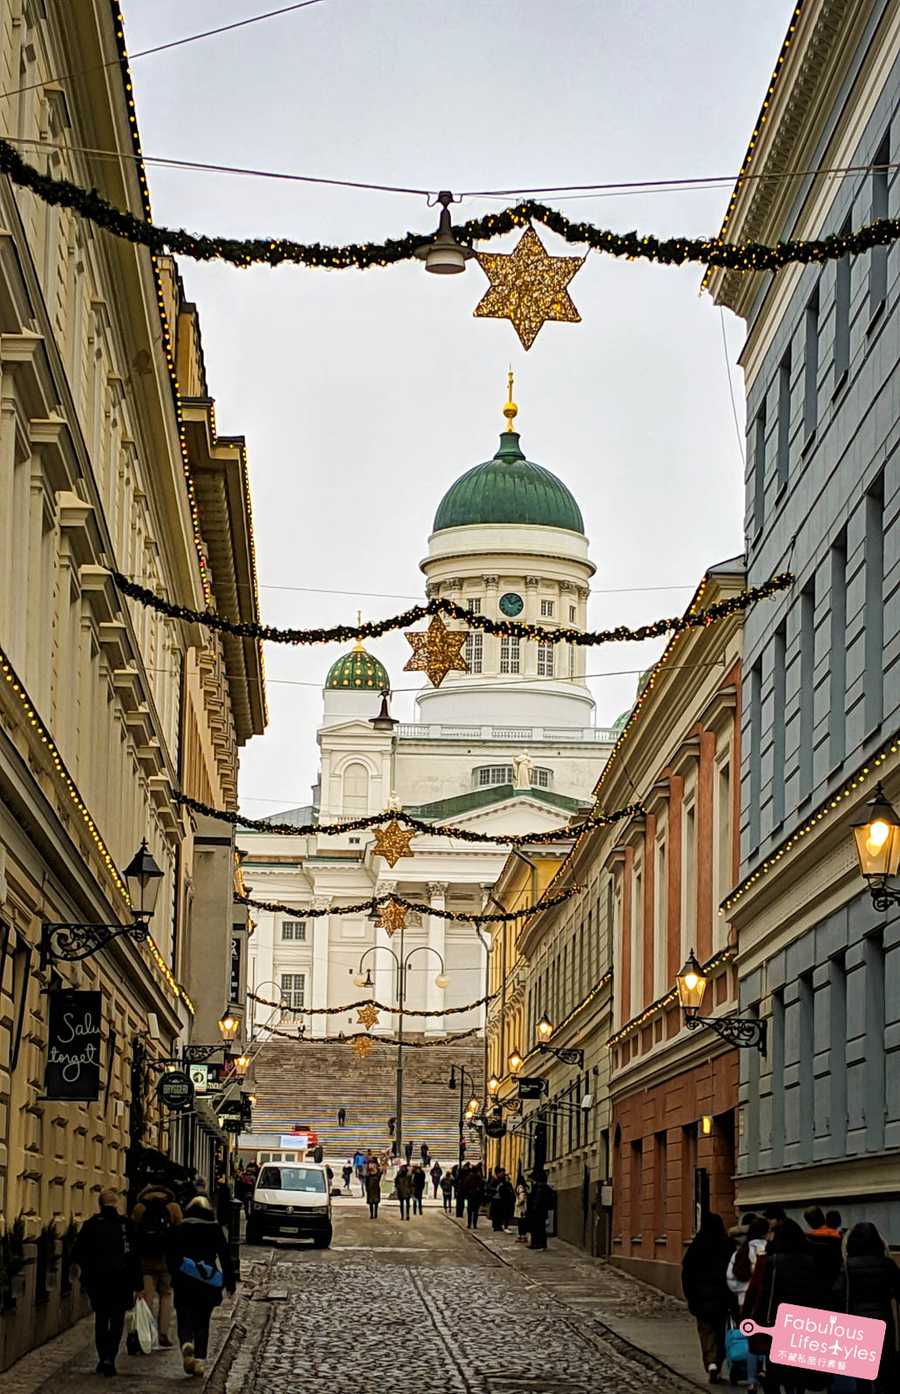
236;885;584;923
606;947;735;1048
249;989;495;1017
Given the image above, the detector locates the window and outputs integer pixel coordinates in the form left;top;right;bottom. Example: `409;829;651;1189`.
865;477;885;732
342;761;369;814
749;659;763;850
465;631;483;673
804;287;819;439
829;530;848;767
537;642;554;677
540;599;554;617
632;862;644;1016
531;767;552;788
772;623;786;828
715;764;731;948
257;1166;326;1193
630;1140;643;1240
467;597;482;614
654;1131;667;1235
870;135;890;314
569;604;576;623
776;346;791;492
829;957;847;1155
280;973;306;1009
500;636;520;673
682;801;696;957
799;581;816;801
282;920;307;942
476;765;513;787
834;216;851;382
654;836;667;997
752;402;766;536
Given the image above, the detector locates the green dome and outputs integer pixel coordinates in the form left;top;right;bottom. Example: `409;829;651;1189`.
325;645;390;691
433;431;584;534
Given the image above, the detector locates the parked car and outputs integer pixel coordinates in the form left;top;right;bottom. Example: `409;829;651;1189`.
245;1162;333;1248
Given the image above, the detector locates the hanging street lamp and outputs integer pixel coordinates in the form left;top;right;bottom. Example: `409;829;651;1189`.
852;782;900;909
675;948;767;1054
40;839;164;968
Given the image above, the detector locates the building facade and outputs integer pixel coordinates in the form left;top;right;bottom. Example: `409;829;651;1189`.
0;1;264;1367
708;0;900;1244
242;393;616;1041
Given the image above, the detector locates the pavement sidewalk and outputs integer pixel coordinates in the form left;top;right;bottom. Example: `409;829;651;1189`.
448;1215;709;1391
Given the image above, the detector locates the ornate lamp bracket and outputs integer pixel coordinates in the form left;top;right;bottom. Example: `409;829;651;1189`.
40;918;149;970
536;1042;584;1068
684;1011;767;1054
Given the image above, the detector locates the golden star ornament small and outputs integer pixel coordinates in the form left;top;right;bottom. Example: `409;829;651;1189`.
473;225;585;350
371;820;415;867
351;1035;374;1058
404;614;468;688
376;897;407;937
356;1003;380;1031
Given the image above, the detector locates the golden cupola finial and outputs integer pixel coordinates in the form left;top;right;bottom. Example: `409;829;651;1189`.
353;609;366;652
502;368;518;433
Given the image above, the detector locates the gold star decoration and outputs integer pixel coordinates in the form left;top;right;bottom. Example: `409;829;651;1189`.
376;896;407;938
371;820;415;868
352;1035;374;1058
473;225;585;350
357;1003;380;1031
404;614;468;688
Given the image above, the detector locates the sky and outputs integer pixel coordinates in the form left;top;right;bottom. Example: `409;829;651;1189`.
122;0;793;815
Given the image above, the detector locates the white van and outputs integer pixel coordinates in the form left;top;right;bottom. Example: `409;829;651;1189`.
246;1161;333;1248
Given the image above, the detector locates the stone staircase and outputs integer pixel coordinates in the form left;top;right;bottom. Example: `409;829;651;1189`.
246;1035;484;1167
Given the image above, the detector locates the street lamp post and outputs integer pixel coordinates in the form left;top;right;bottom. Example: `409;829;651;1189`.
675;950;767;1053
448;1064;478;1167
40;839;164;968
355;937;448;1160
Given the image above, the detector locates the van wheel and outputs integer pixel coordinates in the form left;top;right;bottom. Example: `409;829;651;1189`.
312;1232;332;1249
246;1222;263;1245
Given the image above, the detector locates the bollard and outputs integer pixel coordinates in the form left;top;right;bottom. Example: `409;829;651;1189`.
228;1196;243;1282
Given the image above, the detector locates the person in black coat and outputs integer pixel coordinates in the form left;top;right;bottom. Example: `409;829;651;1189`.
804;1204;843;1300
743;1219;818;1394
71;1189;143;1377
681;1211;734;1384
411;1164;427;1215
525;1171;555;1250
165;1196;237;1377
831;1222;900;1394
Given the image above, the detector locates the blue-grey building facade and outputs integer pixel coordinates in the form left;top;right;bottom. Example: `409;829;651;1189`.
709;0;900;1241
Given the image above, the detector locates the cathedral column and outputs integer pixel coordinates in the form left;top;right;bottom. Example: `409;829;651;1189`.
374;880;396;1034
524;576;540;677
483;575;499;676
425;882;448;1036
311;896;330;1037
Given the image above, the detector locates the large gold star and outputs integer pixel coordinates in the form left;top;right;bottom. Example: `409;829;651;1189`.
474;226;585;350
376;896;407;938
351;1035;374;1058
357;1003;380;1031
404;614;468;688
372;820;415;868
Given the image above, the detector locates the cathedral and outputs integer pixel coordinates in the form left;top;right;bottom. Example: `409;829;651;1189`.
241;386;619;1037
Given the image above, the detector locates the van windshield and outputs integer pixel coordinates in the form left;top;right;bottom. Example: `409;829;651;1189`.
257;1166;326;1193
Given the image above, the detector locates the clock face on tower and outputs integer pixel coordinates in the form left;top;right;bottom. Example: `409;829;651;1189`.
499;592;524;617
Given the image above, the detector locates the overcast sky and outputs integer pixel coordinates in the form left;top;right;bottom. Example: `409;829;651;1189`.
124;0;792;814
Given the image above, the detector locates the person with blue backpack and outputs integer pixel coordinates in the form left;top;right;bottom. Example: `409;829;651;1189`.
165;1195;237;1377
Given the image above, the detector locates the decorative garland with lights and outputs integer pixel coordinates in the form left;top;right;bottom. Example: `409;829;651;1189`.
2;134;896;276
179;790;640;846
114;570;792;649
236;886;583;923
249;989;495;1017
268;1024;481;1048
606;946;735;1049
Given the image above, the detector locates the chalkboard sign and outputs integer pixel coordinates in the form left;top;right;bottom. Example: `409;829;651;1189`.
45;990;102;1101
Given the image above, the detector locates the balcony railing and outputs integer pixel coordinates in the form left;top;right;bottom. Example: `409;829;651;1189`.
397;723;617;743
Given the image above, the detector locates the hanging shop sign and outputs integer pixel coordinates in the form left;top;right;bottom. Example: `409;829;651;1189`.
45;989;102;1101
229;937;241;1003
189;1064;209;1094
517;1076;549;1100
157;1070;194;1112
484;1118;507;1139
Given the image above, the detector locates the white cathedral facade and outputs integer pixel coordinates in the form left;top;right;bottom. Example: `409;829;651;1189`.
241;394;620;1038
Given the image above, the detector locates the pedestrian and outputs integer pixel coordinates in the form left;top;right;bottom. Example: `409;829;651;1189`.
365;1161;382;1219
420;1141;430;1165
234;1168;254;1218
130;1181;183;1350
214;1173;232;1230
826;1207;845;1237
525;1170;554;1250
342;1160;353;1191
514;1179;529;1243
804;1204;843;1298
727;1210;759;1245
440;1173;454;1212
743;1219;818;1394
387;1115;396;1138
465;1164;486;1231
412;1163;427;1215
726;1216;768;1392
490;1169;515;1233
72;1189;142;1377
681;1211;734;1384
395;1163;413;1220
166;1195;237;1379
404;1139;414;1164
455;1163;468;1218
337;1106;346;1126
831;1221;900;1394
430;1160;443;1198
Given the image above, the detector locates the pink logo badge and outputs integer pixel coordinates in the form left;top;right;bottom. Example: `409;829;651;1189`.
742;1304;885;1381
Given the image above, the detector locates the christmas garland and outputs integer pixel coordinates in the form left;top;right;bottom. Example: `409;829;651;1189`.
1;136;897;274
114;570;792;649
268;1024;481;1047
250;988;493;1017
179;790;641;845
236;885;582;922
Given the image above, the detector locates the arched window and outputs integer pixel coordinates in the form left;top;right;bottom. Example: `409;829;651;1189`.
342;762;369;813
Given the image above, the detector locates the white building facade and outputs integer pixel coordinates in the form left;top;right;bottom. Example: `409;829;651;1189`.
241;397;618;1038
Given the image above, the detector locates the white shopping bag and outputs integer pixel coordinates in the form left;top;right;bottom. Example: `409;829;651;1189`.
133;1293;158;1354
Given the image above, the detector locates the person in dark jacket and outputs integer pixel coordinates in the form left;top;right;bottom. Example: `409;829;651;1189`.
130;1182;183;1349
72;1189;142;1377
490;1169;515;1232
525;1171;555;1250
464;1164;486;1230
440;1172;454;1212
743;1219;818;1394
803;1204;843;1300
454;1163;468;1218
430;1160;443;1198
411;1164;427;1215
364;1161;382;1219
165;1195;237;1378
681;1211;734;1384
831;1222;900;1394
395;1164;414;1220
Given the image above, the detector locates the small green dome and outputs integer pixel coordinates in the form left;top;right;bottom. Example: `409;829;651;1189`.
325;644;390;691
433;431;584;534
612;707;632;733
